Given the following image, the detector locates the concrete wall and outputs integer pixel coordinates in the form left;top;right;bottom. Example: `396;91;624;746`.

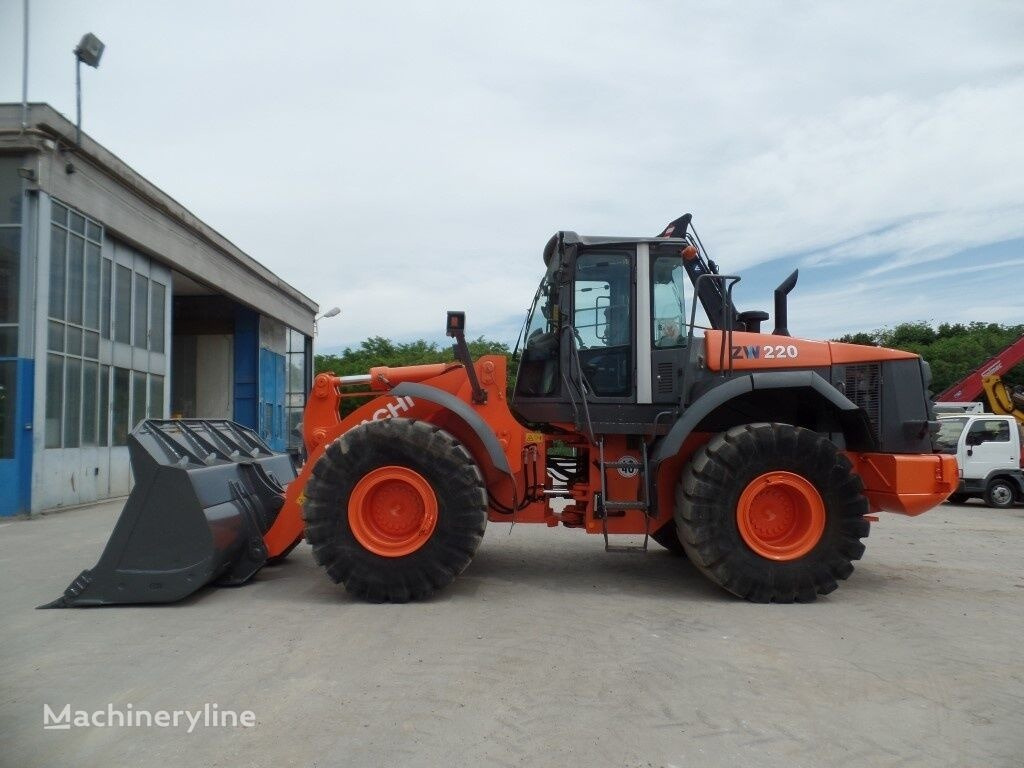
195;335;233;419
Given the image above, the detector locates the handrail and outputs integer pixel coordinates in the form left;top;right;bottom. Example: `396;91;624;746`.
681;273;741;406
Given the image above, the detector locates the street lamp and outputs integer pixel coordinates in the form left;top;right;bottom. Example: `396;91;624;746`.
74;32;105;145
314;306;341;336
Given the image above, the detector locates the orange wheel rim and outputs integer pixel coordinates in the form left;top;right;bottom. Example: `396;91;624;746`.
348;466;438;557
736;471;826;561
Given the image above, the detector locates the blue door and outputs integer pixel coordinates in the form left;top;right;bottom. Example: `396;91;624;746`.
258;348;286;452
0;358;33;516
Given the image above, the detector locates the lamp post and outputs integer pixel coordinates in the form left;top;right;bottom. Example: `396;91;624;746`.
74;32;105;145
314;306;341;337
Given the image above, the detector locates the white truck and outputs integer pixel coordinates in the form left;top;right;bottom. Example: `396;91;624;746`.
935;414;1024;508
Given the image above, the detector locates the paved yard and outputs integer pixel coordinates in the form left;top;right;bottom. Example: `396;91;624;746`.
1;498;1022;768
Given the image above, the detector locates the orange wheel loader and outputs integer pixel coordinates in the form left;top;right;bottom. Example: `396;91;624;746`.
45;214;958;607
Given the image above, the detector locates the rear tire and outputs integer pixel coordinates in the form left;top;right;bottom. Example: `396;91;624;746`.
651;522;686;556
947;492;970;505
303;419;487;602
675;423;869;603
984;479;1016;509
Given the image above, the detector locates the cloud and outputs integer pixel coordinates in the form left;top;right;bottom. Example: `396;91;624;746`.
1;0;1021;350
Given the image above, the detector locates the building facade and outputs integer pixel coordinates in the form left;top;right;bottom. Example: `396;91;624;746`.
0;104;318;515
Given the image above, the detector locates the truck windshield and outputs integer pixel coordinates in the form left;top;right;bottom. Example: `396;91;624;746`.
934;417;968;453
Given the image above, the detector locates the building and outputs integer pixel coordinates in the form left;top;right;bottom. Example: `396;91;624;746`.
0;104;318;516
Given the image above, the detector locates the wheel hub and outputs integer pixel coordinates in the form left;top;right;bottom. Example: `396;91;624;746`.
736;471;826;561
991;485;1012;506
348;466;438;557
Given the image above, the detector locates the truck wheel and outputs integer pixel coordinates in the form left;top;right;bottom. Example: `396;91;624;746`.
984;479;1016;509
303;419;487;602
651;522;686;556
675;423;869;603
947;493;970;505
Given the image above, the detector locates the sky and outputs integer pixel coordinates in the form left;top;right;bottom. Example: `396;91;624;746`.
1;0;1022;353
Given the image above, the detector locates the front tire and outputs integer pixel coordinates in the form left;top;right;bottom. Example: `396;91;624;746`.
675;423;869;603
984;479;1016;509
303;419;487;602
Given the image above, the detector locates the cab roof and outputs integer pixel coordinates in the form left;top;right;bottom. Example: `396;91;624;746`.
543;232;688;265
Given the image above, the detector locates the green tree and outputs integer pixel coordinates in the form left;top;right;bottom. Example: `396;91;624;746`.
315;336;515;416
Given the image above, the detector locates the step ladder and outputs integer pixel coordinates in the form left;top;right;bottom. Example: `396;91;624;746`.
594;438;653;553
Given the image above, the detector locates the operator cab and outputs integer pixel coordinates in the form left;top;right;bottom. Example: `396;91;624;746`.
513;232;704;432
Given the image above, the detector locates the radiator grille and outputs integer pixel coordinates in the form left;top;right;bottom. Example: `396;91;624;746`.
656;362;675;395
845;363;881;436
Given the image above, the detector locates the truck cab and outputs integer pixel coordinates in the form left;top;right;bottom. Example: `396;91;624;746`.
935;414;1024;508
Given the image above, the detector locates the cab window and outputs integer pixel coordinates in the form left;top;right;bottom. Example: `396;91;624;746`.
573;252;631;397
515;276;560;397
651;253;686;347
967;419;1010;444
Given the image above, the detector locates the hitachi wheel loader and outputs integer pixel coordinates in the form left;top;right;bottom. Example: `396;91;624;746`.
46;214;958;607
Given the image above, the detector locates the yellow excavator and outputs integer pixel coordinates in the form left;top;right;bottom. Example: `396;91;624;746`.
981;374;1024;424
935;335;1024;425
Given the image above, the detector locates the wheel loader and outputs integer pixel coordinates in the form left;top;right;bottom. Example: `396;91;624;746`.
45;214;958;607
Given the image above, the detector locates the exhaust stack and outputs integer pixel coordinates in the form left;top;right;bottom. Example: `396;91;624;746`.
772;270;799;337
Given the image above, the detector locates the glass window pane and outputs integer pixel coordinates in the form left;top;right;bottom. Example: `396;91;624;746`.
84;242;101;330
64;357;81;448
0;326;15;357
101;259;111;338
48;225;66;320
652;252;687;348
66;326;82;357
84;330;99;359
287;408;302;450
0;228;19;324
573;252;632;397
149;375;164;418
87;220;102;242
134;274;149;349
0;157;23;224
112;367;130;445
99;365;109;447
151;281;165;354
115;265;131;344
82;361;98;446
51;200;68;226
0;360;15;458
70;211;86;234
67;235;84;325
48;320;64;352
45;354;63;447
288;353;305;392
132;371;147;430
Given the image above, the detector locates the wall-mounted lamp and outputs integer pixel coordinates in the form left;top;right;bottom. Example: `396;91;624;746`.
314;306;341;336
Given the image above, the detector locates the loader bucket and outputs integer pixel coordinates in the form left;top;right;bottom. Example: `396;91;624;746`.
41;420;297;608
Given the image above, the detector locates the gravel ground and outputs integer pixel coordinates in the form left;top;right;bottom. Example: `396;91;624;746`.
1;497;1022;768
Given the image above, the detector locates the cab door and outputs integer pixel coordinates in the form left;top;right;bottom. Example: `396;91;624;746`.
963;418;1016;478
571;249;634;402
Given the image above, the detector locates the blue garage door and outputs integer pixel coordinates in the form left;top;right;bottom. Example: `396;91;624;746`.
259;348;286;452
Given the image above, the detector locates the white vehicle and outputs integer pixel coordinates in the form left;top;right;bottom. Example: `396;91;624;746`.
934;401;984;416
935;414;1024;508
